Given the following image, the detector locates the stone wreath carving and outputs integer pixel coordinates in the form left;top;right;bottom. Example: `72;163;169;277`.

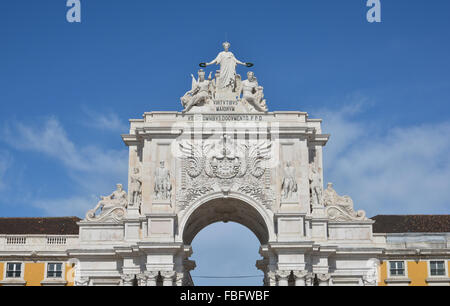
177;135;274;210
323;183;367;221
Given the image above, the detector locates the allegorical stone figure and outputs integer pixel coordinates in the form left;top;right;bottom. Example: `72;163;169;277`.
281;161;298;200
181;69;213;112
241;71;268;112
323;183;353;212
130;167;142;207
309;166;323;206
87;184;128;219
323;182;367;221
202;41;251;90
154;161;172;200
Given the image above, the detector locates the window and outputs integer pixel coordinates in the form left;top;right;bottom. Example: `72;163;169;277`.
6;263;22;278
389;261;405;276
47;263;63;278
430;261;446;276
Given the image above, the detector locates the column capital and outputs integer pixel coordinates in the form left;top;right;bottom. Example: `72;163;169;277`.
293;270;308;279
136;273;148;286
75;277;90;286
161;270;176;286
175;272;185;286
276;270;291;280
305;272;315;286
317;273;331;286
121;274;135;286
267;271;277;286
317;273;331;281
293;271;308;286
276;270;291;286
144;271;159;286
161;270;176;278
145;271;159;278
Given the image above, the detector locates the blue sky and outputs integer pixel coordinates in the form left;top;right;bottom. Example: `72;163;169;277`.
0;0;449;285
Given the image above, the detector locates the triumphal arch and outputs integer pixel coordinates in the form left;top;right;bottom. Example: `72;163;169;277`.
70;43;380;286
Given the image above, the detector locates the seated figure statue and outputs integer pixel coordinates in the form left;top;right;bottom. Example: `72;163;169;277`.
323;183;354;211
240;71;268;112
323;183;366;220
181;69;213;113
86;184;128;221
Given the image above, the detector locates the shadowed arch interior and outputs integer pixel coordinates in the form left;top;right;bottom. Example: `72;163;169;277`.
182;198;270;245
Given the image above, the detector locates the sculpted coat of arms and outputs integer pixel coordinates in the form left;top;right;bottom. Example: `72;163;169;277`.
177;135;274;210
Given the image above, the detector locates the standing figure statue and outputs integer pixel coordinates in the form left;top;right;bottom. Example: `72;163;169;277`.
309;166;323;206
201;42;252;91
181;69;213;113
281;162;298;200
154;161;172;200
130;167;142;207
241;71;268;112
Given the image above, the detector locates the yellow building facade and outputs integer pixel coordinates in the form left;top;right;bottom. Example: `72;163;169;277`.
378;260;450;286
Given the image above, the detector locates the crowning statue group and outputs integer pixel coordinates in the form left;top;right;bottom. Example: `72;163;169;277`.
181;42;268;113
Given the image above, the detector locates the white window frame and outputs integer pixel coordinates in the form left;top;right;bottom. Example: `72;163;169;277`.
0;262;26;286
4;262;23;279
45;262;64;279
427;260;448;278
41;262;67;286
384;260;411;286
388;260;408;278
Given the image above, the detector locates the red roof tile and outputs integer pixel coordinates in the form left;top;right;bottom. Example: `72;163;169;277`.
0;217;80;235
371;215;450;233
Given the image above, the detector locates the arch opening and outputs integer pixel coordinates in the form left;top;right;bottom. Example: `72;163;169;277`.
182;197;270;245
190;222;264;286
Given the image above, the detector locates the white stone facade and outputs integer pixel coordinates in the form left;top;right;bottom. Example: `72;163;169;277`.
69;109;383;286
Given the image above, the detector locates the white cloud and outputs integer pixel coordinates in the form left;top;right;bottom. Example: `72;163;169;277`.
81;107;128;132
3;117;128;216
0;150;13;191
4;117;127;176
317;104;450;216
33;195;97;217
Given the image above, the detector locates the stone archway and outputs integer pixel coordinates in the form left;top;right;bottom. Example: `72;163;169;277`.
74;44;380;287
179;192;274;245
177;193;275;285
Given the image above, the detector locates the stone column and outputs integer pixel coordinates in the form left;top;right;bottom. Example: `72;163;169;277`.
145;271;159;286
136;273;148;286
121;274;135;286
293;271;308;286
267;271;277;287
317;273;331;286
305;273;314;286
161;271;176;286
276;271;290;286
175;272;185;286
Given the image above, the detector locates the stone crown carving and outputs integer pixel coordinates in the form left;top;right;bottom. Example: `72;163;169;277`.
177;135;274;209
